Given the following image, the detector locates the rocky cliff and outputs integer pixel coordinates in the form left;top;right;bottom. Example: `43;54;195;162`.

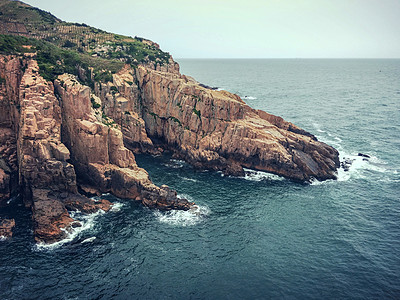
0;0;340;244
0;54;193;243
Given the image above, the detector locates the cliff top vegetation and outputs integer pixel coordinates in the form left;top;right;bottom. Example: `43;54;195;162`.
0;0;171;81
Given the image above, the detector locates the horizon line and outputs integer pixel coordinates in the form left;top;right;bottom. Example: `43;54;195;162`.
175;57;400;60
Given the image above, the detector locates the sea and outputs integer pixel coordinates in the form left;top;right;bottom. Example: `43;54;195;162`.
0;59;399;299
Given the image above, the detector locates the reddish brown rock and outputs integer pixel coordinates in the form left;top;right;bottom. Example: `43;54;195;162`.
32;189;113;243
0;56;20;207
0;218;15;238
62;193;112;213
0;169;11;206
55;74;194;211
32;189;73;243
0;57;126;244
17;60;77;202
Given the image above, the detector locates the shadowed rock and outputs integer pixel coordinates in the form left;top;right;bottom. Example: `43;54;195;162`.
0;218;15;238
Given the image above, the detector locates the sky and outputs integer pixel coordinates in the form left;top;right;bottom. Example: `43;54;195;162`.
23;0;400;58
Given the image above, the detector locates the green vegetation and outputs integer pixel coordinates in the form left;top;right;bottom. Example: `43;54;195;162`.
149;111;159;120
169;116;181;126
93;71;113;83
0;0;172;67
0;76;5;84
0;0;60;24
110;86;118;94
63;40;76;48
192;95;202;102
193;108;201;118
91;96;101;109
0;34;123;84
0;34;35;54
92;40;170;66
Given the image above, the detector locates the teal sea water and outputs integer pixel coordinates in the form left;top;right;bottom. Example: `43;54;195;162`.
1;59;400;299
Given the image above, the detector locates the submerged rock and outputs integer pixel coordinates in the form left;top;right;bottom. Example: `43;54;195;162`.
341;158;355;172
358;153;371;159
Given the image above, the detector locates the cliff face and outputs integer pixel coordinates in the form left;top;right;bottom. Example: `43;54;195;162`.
127;66;338;181
92;65;339;183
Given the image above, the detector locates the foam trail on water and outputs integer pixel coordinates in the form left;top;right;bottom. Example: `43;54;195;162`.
243;96;257;100
178;175;198;183
153;194;210;227
81;237;96;244
162;158;186;169
243;168;285;182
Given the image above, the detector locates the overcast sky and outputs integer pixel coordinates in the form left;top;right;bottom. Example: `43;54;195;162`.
24;0;400;58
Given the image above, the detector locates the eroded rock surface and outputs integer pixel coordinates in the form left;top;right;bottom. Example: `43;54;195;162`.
0;46;339;243
133;66;339;181
55;74;193;211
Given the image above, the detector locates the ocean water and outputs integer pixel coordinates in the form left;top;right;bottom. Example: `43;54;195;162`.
1;59;400;299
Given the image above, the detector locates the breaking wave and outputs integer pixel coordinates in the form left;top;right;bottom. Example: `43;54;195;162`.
153;194;210;227
34;200;122;251
311;123;392;185
162;159;186;169
243;168;285;182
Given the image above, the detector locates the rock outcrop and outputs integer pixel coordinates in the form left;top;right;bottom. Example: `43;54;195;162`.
129;66;339;181
0;1;340;244
55;73;193;211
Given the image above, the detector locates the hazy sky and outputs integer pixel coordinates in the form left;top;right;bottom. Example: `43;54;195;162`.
24;0;400;58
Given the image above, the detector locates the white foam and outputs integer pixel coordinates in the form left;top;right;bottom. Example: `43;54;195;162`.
243;168;285;182
34;201;123;251
179;175;198;183
34;209;105;251
170;159;186;164
110;202;124;212
309;124;392;185
0;235;6;242
153;194;210;227
243;96;257;100
81;236;96;244
6;194;19;205
162;159;186;169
